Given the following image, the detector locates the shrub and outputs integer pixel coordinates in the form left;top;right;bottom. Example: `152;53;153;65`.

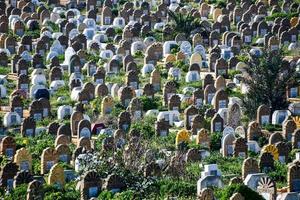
210;132;222;151
216;184;264;200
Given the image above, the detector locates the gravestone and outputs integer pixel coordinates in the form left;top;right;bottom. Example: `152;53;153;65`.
287;163;300;192
213;89;228;111
257;176;276;200
175;129;190;147
196;129;211;149
55;144;71;164
103;173;126;192
119;86;135;107
168;94;181;111
14;147;32;172
163;81;176;106
184;105;198;130
259;152;275;172
227;103;241;129
118;111;131;132
0;136;16;159
204;84;216;105
0;162;18;189
80;171;102;199
275;142;290;164
292;129;300;149
21;117;36;137
26;180;44;200
247;121;262;141
222;133;236;157
191;115;205;135
242;157;259;179
55;135;70;146
41;147;58;174
269;132;283;144
283;119;297;141
77;119;91;139
193;88;204;108
233;138;248;158
128;98;143;120
13;171;33;188
71;111;84;137
211;113;224;133
155;119;170;137
101;96;114;116
48;164;65;187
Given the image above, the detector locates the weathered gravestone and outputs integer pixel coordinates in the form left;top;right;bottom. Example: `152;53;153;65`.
14;147;32;172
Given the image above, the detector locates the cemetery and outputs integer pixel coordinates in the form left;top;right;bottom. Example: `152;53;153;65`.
0;0;299;199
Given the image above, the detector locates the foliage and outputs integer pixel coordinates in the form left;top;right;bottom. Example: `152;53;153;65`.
0;66;10;74
175;60;189;73
267;161;288;188
131;116;156;139
2;184;27;200
0;155;9;167
140;96;163;111
228;69;241;79
242;50;298;119
133;51;144;58
26;30;40;39
46;21;59;32
43;182;80;200
215;184;265;200
225;87;244;99
262;124;282;132
258;137;268;148
151;178;197;198
210;132;222;151
206;0;226;8
266;12;299;21
110;101;124;118
203;152;243;179
86;54;100;63
167;10;209;38
170;44;180;54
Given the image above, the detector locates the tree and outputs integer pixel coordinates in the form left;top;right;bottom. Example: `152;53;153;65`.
167;11;209;38
242;49;298;119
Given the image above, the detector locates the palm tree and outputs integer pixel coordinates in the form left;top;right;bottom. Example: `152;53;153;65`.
167;10;208;38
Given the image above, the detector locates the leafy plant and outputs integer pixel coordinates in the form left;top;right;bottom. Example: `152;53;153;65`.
167;10;209;38
215;184;265;200
242;49;298;119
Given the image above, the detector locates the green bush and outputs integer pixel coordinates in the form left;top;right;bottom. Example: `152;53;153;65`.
215;184;264;200
267;161;287;188
131;116;156;139
210;132;222;151
152;179;196;198
140;96;162;111
3;184;27;200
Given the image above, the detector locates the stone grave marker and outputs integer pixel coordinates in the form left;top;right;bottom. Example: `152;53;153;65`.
48;163;65;187
196;128;210;149
21;117;36;137
287;162;300;192
233;138;248;158
55;144;71;164
242;157;259;179
0;136;16;159
13;171;33;188
211;113;224;133
41;147;58;174
0;162;18;189
80;171;102;199
14;147;32;172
